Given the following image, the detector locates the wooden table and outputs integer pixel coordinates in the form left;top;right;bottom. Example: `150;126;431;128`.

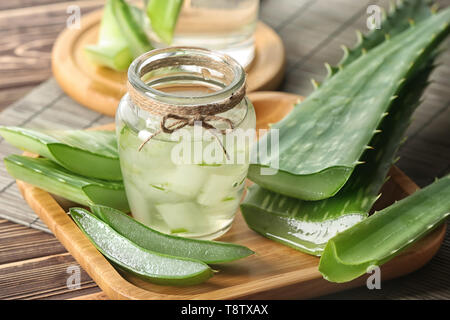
0;0;449;300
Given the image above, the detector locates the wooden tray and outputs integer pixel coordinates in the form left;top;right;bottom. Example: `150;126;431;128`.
52;9;286;117
15;92;446;300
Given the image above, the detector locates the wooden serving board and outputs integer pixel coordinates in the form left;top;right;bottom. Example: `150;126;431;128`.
52;9;286;117
14;92;446;300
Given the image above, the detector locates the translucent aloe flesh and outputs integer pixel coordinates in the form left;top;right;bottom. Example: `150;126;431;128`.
248;8;450;200
4;155;129;212
319;175;450;283
84;0;133;71
241;51;436;256
70;208;213;286
0;126;121;181
146;0;184;44
91;205;254;264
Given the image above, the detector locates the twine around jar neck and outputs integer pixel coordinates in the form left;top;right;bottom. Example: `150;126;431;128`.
126;48;247;157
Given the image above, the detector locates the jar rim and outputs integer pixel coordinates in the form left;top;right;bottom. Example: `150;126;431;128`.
127;47;246;107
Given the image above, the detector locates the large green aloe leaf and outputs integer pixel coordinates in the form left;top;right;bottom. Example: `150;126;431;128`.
248;8;450;200
0;127;121;181
322;0;433;83
319;175;450;283
4;155;129;212
241;52;436;256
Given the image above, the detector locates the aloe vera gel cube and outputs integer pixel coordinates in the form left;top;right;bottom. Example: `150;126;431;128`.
116;48;255;239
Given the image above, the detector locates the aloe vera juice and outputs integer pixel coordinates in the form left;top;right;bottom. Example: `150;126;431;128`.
117;84;255;240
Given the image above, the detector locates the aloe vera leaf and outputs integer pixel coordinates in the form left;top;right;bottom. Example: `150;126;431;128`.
84;0;133;71
4;155;129;212
0;127;121;181
248;8;450;200
319;175;450;283
112;0;152;58
70;208;213;286
241;51;436;256
146;0;184;44
90;205;254;263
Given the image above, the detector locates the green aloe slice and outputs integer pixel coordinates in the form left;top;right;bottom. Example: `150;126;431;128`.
70;208;213;286
248;8;450;200
241;50;436;256
90;205;254;263
146;0;184;44
4;155;128;212
113;0;152;58
319;175;450;283
84;0;133;71
0;126;121;181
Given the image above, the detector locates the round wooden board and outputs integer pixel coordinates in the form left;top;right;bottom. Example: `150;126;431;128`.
52;9;286;117
13;92;447;300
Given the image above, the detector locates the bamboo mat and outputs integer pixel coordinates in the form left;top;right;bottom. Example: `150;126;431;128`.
0;0;449;299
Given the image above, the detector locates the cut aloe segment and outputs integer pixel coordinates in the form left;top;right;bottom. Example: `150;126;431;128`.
241;46;437;255
197;173;244;206
84;44;132;72
248;8;450;200
0;126;121;181
84;0;133;71
319;175;450;283
91;205;254;264
155;202;207;233
113;0;152;58
146;0;184;44
70;208;212;285
4;155;128;211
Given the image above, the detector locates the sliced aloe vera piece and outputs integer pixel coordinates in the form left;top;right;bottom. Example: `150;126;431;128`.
91;205;254;263
0;126;121;181
4;155;128;211
84;0;133;71
113;0;152;58
241;48;436;255
84;45;132;71
319;175;450;283
248;9;450;200
146;0;184;44
70;208;213;285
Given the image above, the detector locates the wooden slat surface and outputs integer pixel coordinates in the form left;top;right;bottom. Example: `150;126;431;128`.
0;0;103;110
0;0;449;300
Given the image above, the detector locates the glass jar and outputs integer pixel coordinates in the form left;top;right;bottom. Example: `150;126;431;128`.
116;47;256;240
145;0;259;68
